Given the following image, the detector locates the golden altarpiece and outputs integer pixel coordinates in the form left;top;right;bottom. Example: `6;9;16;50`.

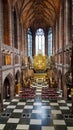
33;54;47;82
21;53;56;87
33;54;56;86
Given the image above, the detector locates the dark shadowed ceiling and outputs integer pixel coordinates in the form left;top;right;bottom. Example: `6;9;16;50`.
10;0;62;30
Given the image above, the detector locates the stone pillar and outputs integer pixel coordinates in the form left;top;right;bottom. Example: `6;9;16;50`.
9;7;13;47
10;9;15;64
10;8;16;48
0;0;3;112
59;4;66;97
22;26;25;54
24;29;28;56
32;31;35;56
56;19;59;53
64;0;70;45
45;30;48;56
59;5;64;49
9;6;12;47
71;1;73;76
55;19;59;64
0;0;3;45
63;0;71;98
10;9;16;97
17;18;20;50
71;0;73;113
72;0;73;40
21;25;25;66
24;28;29;73
17;19;21;66
61;6;64;90
21;25;25;88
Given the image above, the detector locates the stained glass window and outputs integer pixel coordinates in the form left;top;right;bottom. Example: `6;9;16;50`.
28;28;32;57
48;28;52;56
35;28;45;55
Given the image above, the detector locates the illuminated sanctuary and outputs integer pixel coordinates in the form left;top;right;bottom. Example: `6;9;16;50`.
0;0;73;130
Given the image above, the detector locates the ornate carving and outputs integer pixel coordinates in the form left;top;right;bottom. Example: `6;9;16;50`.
33;54;47;71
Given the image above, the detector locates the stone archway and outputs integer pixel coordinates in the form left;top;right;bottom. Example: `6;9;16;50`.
3;73;14;99
3;77;10;99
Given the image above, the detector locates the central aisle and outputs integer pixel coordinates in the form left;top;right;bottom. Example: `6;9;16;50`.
0;84;73;130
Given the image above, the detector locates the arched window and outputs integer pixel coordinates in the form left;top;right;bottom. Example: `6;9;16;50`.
48;28;52;56
35;28;45;55
28;28;32;57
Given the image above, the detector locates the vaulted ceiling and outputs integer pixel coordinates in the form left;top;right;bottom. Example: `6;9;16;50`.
10;0;62;31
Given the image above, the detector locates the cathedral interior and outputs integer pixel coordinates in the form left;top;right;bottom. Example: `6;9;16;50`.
0;0;73;130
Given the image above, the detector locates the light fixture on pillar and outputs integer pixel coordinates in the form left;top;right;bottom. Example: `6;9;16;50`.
24;56;29;68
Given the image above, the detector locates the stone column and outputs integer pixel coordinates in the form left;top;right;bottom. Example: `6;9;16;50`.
64;0;70;46
9;6;13;47
72;0;73;40
45;30;48;56
0;0;3;45
10;9;16;97
61;5;64;91
21;25;25;66
59;5;64;50
22;26;25;54
0;0;3;112
63;0;71;98
56;19;59;53
24;29;29;72
20;25;25;88
71;0;73;113
55;19;59;64
59;4;66;97
24;29;28;57
17;18;20;50
11;9;15;65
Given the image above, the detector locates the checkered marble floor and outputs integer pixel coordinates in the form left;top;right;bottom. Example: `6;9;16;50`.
0;85;73;130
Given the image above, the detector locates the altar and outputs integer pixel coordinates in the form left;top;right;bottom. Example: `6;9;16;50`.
34;73;47;83
33;53;47;83
33;54;47;71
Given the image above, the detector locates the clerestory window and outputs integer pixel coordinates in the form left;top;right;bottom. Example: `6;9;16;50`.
35;28;45;55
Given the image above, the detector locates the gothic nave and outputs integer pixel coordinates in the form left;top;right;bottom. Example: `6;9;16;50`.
0;0;73;130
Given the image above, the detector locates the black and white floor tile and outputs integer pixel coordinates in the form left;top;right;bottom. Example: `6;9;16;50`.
0;85;73;130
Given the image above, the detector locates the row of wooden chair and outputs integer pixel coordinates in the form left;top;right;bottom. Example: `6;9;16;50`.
19;87;36;100
42;87;58;99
